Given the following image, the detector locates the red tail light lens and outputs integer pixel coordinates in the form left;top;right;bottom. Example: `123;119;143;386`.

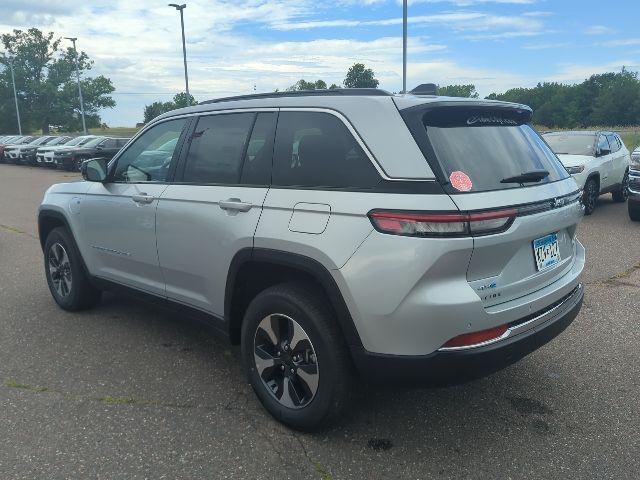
368;209;517;237
441;324;509;349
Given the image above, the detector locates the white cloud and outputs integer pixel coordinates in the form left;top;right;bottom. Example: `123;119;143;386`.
523;42;570;50
599;38;640;47
585;25;614;35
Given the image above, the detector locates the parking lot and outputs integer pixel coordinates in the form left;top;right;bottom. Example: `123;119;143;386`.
0;163;638;479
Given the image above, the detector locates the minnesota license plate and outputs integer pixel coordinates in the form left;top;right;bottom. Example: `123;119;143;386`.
533;233;560;271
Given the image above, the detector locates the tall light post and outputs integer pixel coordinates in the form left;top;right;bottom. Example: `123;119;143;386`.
64;37;87;134
402;0;408;94
168;3;190;100
4;56;22;134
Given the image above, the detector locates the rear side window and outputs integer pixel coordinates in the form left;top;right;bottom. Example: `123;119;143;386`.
411;107;568;193
182;113;254;184
272;111;380;189
606;134;620;153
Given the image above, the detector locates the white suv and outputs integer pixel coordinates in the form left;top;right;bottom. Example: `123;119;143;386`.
39;89;585;429
543;131;630;214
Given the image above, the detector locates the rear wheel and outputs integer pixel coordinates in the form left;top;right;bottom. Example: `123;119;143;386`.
241;283;353;430
629;201;640;222
44;227;101;311
612;170;629;203
583;178;599;215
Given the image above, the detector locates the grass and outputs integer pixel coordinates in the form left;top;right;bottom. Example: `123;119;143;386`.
4;378;48;392
88;126;141;138
96;395;138;405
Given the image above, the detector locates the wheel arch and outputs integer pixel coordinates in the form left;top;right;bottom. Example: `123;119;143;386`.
225;248;363;349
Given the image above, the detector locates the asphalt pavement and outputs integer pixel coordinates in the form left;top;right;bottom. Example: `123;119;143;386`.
0;164;638;479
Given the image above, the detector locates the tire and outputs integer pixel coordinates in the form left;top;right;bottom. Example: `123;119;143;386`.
582;177;599;215
241;283;353;430
612;170;629;203
44;227;101;311
629;201;640;222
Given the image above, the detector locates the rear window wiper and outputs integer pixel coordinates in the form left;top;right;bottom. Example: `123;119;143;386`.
501;170;549;184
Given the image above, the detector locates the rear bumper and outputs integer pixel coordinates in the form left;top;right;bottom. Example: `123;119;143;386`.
351;283;583;384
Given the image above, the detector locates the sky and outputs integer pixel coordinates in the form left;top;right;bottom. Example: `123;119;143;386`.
1;0;639;126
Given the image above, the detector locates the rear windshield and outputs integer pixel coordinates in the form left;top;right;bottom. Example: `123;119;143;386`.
411;107;569;193
543;133;596;156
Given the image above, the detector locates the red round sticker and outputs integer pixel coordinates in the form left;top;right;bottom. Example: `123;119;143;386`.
449;171;473;192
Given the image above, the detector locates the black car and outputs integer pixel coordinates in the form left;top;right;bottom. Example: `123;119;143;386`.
629;146;640;221
53;136;129;171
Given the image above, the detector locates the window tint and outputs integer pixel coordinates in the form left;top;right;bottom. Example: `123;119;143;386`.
606;134;620;153
598;135;610;154
240;112;276;185
182;113;254;184
544;133;597;156
101;139;116;149
272;111;380;188
112;118;187;183
420;108;568;192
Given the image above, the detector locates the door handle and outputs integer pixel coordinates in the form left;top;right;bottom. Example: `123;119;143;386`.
132;193;155;204
219;198;252;212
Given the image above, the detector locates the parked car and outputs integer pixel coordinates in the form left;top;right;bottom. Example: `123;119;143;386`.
19;136;72;165
0;135;23;162
628;146;640;221
53;136;129;171
10;136;59;165
39;89;585;429
39;136;96;168
543;131;630;214
1;136;36;163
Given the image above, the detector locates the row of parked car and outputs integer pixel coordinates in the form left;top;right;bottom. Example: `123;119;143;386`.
0;134;129;171
541;130;639;221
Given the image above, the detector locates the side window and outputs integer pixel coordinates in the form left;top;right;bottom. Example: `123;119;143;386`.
608;134;621;153
182;113;254;184
272;111;380;188
240;112;276;185
102;139;116;149
112;118;187;183
598;135;610;154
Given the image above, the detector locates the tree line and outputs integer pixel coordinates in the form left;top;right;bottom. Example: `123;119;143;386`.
0;28;115;134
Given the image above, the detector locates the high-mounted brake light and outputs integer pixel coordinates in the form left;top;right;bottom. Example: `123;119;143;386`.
368;209;517;237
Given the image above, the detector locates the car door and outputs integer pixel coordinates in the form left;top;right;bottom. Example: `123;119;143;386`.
80;117;189;295
607;134;626;185
596;134;613;190
155;110;276;316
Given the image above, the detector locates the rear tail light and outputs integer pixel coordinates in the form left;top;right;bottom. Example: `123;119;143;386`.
368;209;517;237
440;324;509;349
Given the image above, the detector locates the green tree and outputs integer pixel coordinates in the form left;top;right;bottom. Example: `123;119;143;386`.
286;79;328;91
343;63;379;88
437;84;479;98
0;28;115;133
142;92;197;123
173;91;197;108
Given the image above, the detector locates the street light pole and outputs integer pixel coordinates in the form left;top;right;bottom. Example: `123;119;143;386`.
402;0;408;94
6;57;22;134
169;3;190;100
65;37;87;134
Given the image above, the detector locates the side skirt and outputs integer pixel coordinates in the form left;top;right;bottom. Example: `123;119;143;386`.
92;276;231;342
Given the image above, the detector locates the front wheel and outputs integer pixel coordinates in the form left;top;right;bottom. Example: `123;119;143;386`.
612;171;629;203
241;283;353;430
44;227;102;311
583;178;599;215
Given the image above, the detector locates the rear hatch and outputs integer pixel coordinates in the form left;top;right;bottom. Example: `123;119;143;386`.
400;100;583;307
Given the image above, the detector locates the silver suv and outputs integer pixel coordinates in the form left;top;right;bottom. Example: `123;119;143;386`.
38;89;585;429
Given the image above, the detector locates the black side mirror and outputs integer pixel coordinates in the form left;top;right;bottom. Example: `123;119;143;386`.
81;158;108;182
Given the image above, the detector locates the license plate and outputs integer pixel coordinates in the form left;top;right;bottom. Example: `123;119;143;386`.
533;233;560;271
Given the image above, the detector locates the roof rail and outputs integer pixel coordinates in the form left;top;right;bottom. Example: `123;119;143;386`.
201;88;392;105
